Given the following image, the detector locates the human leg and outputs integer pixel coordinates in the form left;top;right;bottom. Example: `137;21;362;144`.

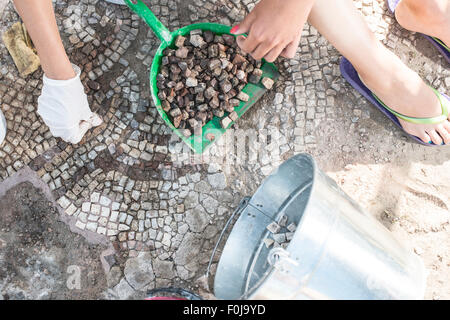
395;0;450;48
307;0;450;144
13;0;75;80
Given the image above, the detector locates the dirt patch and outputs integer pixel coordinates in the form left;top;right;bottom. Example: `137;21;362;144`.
0;182;108;300
323;160;450;300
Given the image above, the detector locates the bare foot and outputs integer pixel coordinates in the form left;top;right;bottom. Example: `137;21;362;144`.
395;0;450;48
358;47;450;145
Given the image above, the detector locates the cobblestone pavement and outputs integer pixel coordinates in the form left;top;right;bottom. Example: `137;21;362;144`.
1;0;449;299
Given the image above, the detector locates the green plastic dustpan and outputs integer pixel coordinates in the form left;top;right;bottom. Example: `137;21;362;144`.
124;0;280;154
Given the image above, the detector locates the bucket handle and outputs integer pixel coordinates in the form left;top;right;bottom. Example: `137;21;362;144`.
205;196;251;290
123;0;173;45
145;287;203;300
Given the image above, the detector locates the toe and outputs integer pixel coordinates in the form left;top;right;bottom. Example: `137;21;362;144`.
417;131;432;144
427;130;444;145
436;124;450;145
443;121;450;135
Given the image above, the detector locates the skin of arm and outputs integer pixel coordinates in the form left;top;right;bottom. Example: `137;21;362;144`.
13;0;75;80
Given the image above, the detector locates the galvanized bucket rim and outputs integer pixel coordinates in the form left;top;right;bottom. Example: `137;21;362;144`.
242;153;318;299
212;153;318;299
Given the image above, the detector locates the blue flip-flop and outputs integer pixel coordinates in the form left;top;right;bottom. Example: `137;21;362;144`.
387;0;450;63
340;57;449;146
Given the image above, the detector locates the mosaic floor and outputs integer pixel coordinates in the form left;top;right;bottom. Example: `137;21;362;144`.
0;0;448;299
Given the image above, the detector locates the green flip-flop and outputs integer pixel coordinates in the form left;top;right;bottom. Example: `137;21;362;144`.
340;57;450;146
372;87;448;125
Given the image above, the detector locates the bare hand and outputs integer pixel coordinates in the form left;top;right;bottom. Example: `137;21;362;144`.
231;0;316;62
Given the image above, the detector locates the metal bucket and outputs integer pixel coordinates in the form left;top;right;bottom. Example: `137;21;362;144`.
0;109;6;145
213;153;427;300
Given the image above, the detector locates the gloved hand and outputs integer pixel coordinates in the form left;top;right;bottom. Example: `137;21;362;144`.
37;64;103;144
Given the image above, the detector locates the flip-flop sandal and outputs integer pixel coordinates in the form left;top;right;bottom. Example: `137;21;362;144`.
387;0;450;63
340;57;449;146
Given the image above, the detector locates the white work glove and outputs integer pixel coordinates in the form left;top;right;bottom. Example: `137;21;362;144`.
37;64;103;144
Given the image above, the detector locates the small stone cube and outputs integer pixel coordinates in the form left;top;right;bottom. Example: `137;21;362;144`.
208;44;219;57
188;118;198;128
237;91;249;102
236;70;246;80
213;108;224;118
287;223;297;232
174;35;186;48
277;215;288;227
190;34;206;48
229;99;240;107
175;47;189;58
220;80;232;93
190;29;203;36
261;77;274;89
91;204;101;215
82;202;91;213
266;222;281;234
249;68;263;84
57;196;71;209
182;129;191;137
65;204;77;216
286;232;295;241
203;30;215;43
204;87;217;100
197;104;208;112
264;238;274;248
272;233;286;244
220;116;232;129
208;59;221;70
229;111;238;121
185;77;198;87
173;115;182;128
169;108;182;117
